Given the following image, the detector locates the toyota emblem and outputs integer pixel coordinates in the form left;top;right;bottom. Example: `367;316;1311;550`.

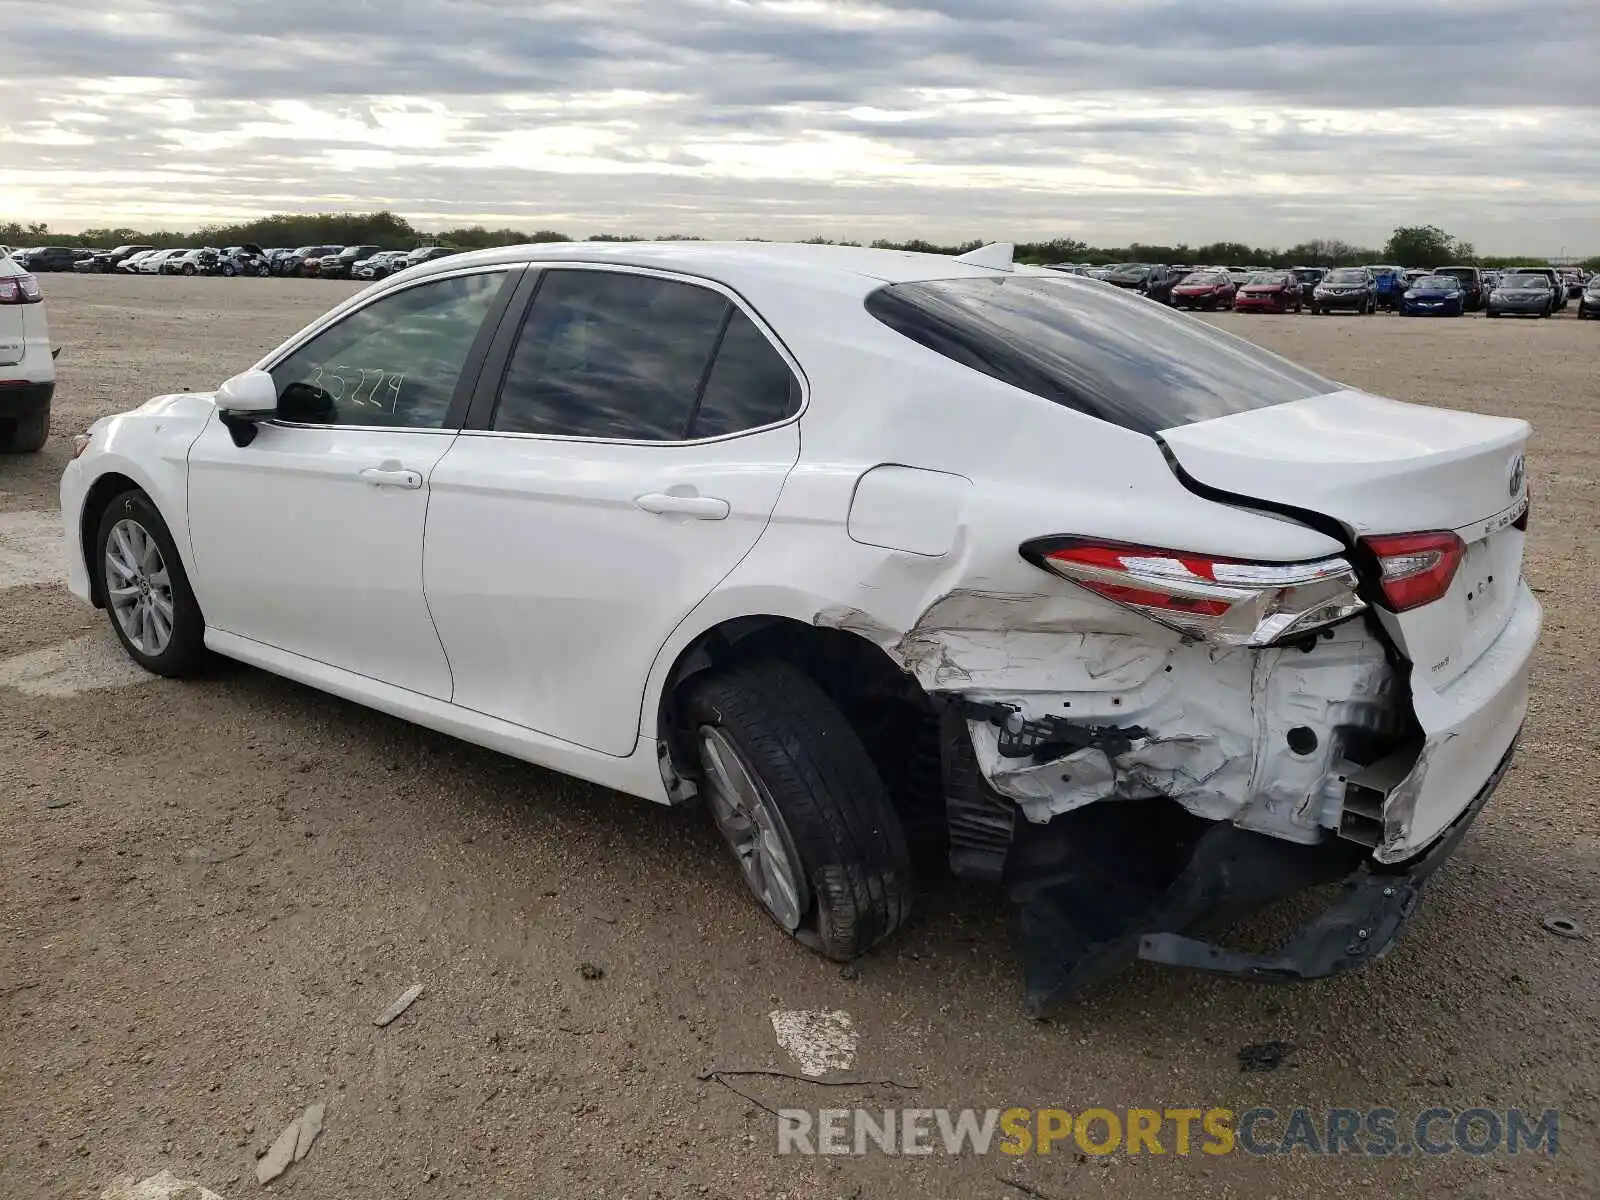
1508;453;1526;498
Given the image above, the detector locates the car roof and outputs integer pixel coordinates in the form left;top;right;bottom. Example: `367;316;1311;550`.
402;239;1016;299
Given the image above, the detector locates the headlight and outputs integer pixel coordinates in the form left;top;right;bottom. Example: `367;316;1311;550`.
1404;291;1417;299
71;432;93;459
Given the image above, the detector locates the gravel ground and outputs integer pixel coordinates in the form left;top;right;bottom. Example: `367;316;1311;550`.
2;274;1596;1199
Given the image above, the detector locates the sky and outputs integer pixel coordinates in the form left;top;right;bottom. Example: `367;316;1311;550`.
1;0;1597;253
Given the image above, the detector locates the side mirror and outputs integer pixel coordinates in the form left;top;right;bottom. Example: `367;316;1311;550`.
216;368;278;447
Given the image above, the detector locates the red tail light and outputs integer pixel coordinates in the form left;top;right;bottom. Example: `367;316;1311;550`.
0;274;42;304
1360;531;1464;612
1023;538;1366;646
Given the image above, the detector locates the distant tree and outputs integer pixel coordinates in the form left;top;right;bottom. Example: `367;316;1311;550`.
1285;238;1365;266
1195;242;1255;264
1383;225;1467;267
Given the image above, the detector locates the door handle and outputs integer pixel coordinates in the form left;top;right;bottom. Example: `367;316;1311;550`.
635;492;731;520
359;465;423;490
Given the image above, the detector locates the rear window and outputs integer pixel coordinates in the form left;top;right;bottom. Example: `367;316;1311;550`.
864;275;1336;436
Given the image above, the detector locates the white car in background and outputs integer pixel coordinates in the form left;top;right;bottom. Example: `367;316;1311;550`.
59;241;1539;1013
136;249;185;274
0;245;56;453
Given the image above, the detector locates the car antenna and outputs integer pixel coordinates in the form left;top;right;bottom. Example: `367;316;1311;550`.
953;242;1015;271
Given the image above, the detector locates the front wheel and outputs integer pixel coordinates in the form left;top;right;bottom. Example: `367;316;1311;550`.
221;264;236;277
257;264;270;277
96;490;209;677
685;658;913;961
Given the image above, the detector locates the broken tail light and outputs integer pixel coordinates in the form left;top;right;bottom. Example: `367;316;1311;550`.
0;274;42;304
1022;538;1367;647
1359;531;1464;612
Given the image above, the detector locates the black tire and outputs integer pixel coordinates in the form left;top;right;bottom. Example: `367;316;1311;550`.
1486;309;1498;318
95;490;209;677
221;264;236;277
182;263;196;276
685;658;913;960
257;265;270;277
0;408;49;453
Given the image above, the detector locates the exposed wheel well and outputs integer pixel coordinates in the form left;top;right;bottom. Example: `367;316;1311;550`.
658;616;947;846
78;472;142;607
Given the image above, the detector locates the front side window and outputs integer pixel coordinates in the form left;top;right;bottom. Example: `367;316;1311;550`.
864;275;1336;436
268;271;506;429
491;270;799;441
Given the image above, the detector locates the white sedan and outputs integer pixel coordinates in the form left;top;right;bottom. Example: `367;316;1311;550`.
60;240;1539;1012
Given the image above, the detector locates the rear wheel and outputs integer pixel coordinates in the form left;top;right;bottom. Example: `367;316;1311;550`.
685;658;913;961
0;408;49;454
95;490;209;677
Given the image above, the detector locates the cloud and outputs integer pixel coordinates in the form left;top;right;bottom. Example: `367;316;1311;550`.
0;0;1596;251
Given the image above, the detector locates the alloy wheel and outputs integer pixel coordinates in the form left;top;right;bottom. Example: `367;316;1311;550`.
105;518;176;656
698;725;809;931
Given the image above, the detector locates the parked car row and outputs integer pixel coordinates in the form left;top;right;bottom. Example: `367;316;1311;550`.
1043;261;1592;320
267;244;461;278
26;243;466;281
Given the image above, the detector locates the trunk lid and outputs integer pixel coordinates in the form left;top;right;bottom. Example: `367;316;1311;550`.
1160;389;1530;687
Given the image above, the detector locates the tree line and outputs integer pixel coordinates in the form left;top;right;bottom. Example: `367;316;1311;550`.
2;214;1592;272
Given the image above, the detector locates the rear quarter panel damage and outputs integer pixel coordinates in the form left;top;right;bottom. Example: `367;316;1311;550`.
817;589;1400;843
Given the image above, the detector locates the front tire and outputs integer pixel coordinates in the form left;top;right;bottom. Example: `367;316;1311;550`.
95;490;209;677
685;658;913;961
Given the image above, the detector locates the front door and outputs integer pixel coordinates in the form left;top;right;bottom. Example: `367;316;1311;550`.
186;268;516;698
424;266;804;755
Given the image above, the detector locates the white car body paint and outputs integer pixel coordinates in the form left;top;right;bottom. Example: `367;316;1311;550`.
186;417;460;700
425;420;801;756
847;465;971;557
59;241;1539;872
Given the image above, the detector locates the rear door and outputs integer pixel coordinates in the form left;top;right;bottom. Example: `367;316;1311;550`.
424;265;804;756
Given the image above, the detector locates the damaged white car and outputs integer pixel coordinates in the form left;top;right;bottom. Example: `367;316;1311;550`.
60;241;1539;1013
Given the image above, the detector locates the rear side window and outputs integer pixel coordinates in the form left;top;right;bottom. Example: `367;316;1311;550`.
864;276;1336;436
691;310;800;438
491;270;799;441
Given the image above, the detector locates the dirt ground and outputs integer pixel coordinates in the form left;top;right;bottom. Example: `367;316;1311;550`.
2;273;1596;1200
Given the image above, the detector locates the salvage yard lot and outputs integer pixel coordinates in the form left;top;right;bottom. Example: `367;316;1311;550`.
2;273;1597;1198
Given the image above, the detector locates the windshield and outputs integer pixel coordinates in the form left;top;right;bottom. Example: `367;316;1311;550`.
1181;272;1226;285
1414;276;1456;289
1502;274;1550;289
864;275;1335;437
1246;272;1288;285
1325;269;1366;284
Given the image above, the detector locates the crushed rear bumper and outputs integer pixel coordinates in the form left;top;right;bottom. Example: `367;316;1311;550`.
1011;736;1517;1017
